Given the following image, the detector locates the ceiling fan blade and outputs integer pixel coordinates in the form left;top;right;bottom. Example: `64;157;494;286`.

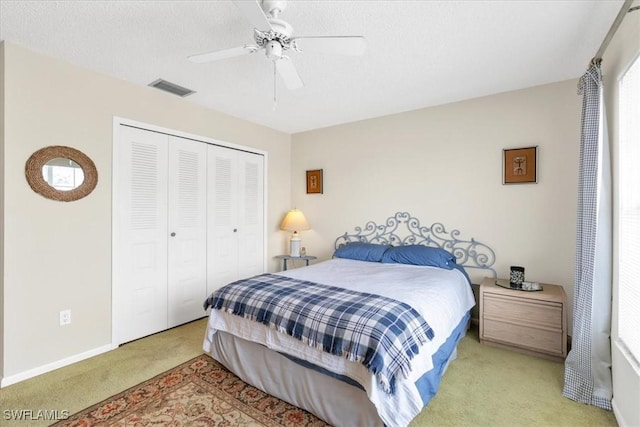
275;56;304;90
188;45;260;63
233;0;273;31
291;36;367;55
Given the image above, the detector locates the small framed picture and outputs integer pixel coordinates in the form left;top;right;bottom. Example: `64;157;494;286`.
503;146;537;184
306;169;323;194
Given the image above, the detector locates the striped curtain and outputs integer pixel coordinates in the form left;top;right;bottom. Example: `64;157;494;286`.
562;61;613;410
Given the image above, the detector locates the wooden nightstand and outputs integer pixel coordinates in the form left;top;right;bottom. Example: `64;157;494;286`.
479;277;567;361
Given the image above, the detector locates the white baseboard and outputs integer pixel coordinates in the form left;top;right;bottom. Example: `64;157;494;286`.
612;398;628;427
0;343;116;388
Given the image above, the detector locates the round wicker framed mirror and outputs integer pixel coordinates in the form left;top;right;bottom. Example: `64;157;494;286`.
25;146;98;202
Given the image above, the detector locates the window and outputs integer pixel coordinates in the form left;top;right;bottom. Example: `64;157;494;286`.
618;53;640;364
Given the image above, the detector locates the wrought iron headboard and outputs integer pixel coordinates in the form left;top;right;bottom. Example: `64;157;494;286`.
334;211;497;277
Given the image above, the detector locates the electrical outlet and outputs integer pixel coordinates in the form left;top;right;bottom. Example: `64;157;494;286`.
59;309;71;326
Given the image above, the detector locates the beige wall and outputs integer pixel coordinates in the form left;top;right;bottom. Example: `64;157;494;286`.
603;2;640;426
0;42;5;379
0;42;291;380
291;79;581;329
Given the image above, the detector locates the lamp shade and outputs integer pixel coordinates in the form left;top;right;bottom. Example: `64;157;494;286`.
280;209;310;232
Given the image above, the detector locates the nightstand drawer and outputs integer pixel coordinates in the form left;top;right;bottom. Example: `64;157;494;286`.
483;294;562;329
483;318;564;356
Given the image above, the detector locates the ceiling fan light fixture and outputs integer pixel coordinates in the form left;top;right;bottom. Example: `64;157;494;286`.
265;40;282;60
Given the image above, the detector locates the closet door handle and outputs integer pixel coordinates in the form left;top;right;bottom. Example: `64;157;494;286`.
170;232;176;237
233;228;238;233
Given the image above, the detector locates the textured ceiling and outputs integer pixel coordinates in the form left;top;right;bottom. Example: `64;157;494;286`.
0;0;624;134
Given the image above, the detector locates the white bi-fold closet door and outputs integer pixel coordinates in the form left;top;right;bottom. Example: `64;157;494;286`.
207;145;264;295
113;124;264;346
114;125;207;345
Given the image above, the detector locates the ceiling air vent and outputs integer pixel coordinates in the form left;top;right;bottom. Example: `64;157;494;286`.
148;78;195;97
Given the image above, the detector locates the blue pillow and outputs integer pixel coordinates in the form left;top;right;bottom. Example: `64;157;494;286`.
333;242;390;262
381;245;457;268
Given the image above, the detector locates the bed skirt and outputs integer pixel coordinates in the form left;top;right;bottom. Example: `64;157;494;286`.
204;313;470;426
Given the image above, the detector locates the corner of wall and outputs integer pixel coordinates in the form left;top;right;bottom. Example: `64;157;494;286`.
1;40;6;381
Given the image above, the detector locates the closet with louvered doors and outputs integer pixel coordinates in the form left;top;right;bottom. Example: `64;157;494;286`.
114;124;267;346
114;124;265;345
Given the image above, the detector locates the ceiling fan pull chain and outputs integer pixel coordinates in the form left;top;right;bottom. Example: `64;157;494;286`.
273;60;278;110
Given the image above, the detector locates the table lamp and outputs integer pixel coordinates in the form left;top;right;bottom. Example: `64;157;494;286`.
280;209;310;257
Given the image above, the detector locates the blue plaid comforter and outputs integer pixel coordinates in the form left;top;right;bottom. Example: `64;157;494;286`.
203;273;435;394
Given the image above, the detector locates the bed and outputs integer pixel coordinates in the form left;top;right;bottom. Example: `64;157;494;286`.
203;211;496;427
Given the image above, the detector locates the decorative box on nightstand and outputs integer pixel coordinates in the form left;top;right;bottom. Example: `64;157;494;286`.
479;277;567;361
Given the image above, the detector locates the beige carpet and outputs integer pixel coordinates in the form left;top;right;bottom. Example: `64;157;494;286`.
413;328;617;427
1;318;208;427
1;318;618;427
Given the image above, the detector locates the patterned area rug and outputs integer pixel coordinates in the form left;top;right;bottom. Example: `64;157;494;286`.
52;354;329;426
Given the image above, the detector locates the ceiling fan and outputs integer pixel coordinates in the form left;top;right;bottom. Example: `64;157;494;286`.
188;0;366;90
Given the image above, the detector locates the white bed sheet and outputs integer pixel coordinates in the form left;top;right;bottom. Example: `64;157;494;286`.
203;258;476;427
